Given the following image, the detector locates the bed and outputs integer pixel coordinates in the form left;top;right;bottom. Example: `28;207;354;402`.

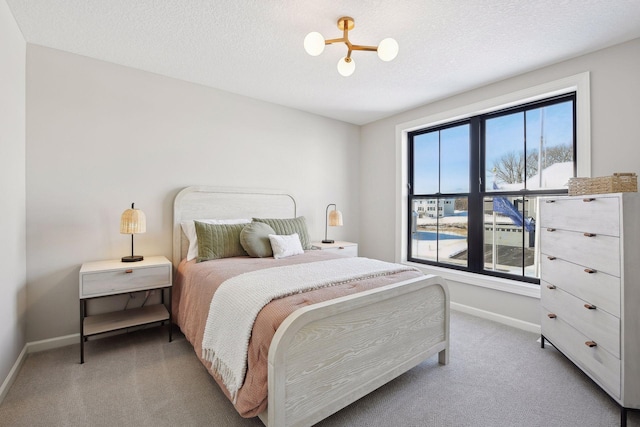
172;186;450;427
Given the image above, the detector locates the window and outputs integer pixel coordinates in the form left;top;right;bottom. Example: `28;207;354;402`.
408;94;576;283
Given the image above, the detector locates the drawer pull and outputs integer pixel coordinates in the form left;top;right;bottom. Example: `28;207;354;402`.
582;198;596;202
339;246;345;249
585;341;597;348
545;200;556;203
546;228;556;232
125;269;133;274
547;313;557;319
583;233;596;237
584;304;597;310
546;285;556;290
584;268;597;274
547;256;557;261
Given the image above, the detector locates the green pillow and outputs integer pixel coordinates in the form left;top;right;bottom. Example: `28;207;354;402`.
252;216;311;250
194;221;248;262
240;222;275;258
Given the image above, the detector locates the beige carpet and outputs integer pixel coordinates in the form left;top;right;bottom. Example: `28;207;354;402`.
0;311;637;427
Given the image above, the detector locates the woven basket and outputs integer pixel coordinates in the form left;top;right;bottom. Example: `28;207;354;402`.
568;173;638;196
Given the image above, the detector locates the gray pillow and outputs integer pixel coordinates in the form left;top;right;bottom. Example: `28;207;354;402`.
240;222;275;258
194;221;248;262
252;216;312;250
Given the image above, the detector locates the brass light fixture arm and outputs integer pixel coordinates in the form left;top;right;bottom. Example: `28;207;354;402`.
323;17;377;62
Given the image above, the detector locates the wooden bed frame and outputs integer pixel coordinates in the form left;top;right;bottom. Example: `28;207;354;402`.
173;186;450;427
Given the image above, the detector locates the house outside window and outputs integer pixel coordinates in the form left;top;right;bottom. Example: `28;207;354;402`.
408;93;576;283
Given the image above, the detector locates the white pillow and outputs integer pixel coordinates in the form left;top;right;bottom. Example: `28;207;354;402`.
269;233;304;259
181;219;251;261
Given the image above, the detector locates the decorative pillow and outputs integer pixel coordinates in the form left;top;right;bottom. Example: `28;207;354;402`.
253;216;311;250
240;222;275;258
269;233;304;259
181;219;250;261
194;221;248;262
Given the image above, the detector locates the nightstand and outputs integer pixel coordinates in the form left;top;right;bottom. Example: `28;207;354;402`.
311;241;358;257
79;255;172;363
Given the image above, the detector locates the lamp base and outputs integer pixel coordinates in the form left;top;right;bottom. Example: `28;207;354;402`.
321;239;335;244
122;255;144;262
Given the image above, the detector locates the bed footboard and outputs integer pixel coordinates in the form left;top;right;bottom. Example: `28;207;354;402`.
258;274;449;427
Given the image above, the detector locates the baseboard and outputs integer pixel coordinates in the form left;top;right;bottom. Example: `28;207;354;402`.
0;345;27;404
26;333;79;353
451;302;541;334
0;333;80;405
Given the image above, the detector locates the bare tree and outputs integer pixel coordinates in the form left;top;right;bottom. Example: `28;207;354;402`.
544;144;573;165
492;144;572;184
492;151;525;184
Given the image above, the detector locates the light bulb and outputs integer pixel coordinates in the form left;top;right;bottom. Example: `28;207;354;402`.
377;38;399;61
337;57;355;77
304;32;325;56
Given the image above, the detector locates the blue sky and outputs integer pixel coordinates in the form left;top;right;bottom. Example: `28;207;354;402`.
413;100;573;194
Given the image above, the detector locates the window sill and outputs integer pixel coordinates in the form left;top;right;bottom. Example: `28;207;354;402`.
404;261;541;299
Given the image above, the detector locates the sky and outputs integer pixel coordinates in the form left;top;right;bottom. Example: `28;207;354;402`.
412;99;574;195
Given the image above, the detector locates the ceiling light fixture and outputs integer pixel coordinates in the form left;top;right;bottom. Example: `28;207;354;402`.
304;16;399;77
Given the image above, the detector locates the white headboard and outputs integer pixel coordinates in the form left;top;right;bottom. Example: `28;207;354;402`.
172;186;297;268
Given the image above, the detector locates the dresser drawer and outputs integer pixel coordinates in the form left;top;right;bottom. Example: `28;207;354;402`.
81;264;171;298
542;314;620;399
540;196;620;236
540;256;620;317
541;285;620;358
540;228;620;277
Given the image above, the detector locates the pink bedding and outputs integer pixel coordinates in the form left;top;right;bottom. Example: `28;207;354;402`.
172;250;423;417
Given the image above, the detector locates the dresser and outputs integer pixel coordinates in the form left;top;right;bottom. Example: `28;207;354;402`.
540;193;640;424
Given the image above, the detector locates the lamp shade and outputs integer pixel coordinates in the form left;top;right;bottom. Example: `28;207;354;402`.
328;209;343;227
120;205;146;234
337;57;355;76
377;37;399;61
304;32;326;56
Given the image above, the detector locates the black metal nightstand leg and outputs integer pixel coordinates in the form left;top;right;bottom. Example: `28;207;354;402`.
168;287;173;342
80;300;85;364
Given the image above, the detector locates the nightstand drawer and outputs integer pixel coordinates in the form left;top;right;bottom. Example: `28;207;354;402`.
81;264;170;298
324;245;358;257
311;241;358;257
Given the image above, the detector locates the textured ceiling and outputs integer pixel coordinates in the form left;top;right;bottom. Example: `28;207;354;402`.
6;0;640;125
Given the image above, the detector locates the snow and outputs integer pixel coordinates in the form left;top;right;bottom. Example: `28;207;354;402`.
496;161;572;190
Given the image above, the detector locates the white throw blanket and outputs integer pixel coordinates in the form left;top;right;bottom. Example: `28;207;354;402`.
201;257;418;402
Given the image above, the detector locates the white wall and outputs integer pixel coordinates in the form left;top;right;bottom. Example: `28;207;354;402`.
360;38;640;326
0;0;27;390
25;45;360;342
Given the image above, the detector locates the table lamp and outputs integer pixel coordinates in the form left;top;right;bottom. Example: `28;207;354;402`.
120;202;146;262
322;203;343;244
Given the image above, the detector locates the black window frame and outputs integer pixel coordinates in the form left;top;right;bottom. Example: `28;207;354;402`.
407;93;577;284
